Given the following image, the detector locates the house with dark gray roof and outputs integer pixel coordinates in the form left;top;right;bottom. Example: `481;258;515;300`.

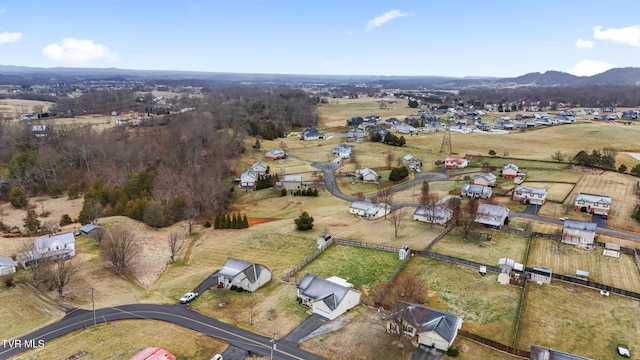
299;127;324;140
387;300;463;351
0;256;17;275
530;345;593;360
562;219;596;246
79;224;103;237
513;185;547;205
296;274;361;320
216;257;271;292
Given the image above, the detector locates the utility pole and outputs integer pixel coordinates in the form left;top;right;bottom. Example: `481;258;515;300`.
90;287;97;329
270;334;276;360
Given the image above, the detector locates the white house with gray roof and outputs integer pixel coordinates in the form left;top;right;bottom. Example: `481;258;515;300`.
513;185;547;205
282;174;303;191
0;256;17;275
355;168;380;183
413;205;452;225
332;143;352;159
296;274;361;320
530;345;593;360
387;300;463;351
475;204;509;228
18;232;76;268
251;160;269;176
562;219;596;246
349;201;391;219
461;184;492;199
573;193;611;216
216;257;271;292
474;173;497;187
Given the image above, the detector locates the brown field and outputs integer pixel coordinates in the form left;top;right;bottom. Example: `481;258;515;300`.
0;286;65;340
521;181;575;203
0;99;54;119
517;282;640;360
16;319;227;360
431;228;529;265
317;97;418;128
527;237;640;292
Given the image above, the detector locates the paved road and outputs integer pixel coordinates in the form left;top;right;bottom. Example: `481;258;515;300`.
0;304;324;360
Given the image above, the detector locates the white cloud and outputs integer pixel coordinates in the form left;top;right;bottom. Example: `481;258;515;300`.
366;10;409;32
42;38;119;64
593;25;640;47
567;59;613;76
575;38;594;49
0;32;22;45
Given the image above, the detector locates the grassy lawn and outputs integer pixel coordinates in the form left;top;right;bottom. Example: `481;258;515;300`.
524;169;582;182
14;320;227;360
521;181;575;203
517;281;640;360
292;244;401;289
0;286;65;340
526;237;640;292
405;257;522;345
444;339;522;360
431;228;529;265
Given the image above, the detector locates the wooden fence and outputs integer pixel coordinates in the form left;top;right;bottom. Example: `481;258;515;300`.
281;238;334;283
635;249;640;274
457;330;530;359
333;238;401;252
422;225;452;252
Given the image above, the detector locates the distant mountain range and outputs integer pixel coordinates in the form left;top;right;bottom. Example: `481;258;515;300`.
1;65;640;88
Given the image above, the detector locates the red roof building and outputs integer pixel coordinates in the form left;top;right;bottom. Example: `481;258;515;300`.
129;347;176;360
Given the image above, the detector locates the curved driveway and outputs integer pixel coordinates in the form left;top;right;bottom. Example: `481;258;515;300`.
0;304;323;360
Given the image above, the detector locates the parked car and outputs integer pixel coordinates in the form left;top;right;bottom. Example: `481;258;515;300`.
179;292;199;304
617;343;630;357
211;354;223;360
600;290;610;297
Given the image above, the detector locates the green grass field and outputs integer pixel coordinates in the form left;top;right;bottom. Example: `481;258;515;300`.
431;228;529;265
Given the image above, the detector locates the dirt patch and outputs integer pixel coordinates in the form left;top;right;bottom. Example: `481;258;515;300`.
247;218;280;226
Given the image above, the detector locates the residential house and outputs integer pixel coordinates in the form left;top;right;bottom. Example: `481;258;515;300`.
297;274;361;320
0;256;17;275
386;300;463;352
444;157;468;169
299;127;325;140
239;169;258;190
562;219;596;246
573;193;611;216
346;116;364;127
332;143;352;159
402;154;422;171
475;204;509;228
461;184;492;199
501;163;519;178
282;175;303;191
251;161;269;176
529;267;552;285
129;347;176;360
512;185;547;205
265;148;288;160
79;224;103;237
355;168;380;183
216;257;271;292
530;345;593;360
18;232;76;268
347;128;365;142
349;201;391;219
394;123;418;134
413;205;452;225
370;128;390;141
474;173;497;187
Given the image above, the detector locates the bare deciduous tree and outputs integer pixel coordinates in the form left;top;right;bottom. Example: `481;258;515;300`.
551;150;565;162
460;198;479;240
101;225;140;275
391;207;407;238
50;259;77;298
168;231;181;263
447;196;462;226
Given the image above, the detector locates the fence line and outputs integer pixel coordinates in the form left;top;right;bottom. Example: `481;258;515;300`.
513;227;534;348
281;238;334;283
635;249;640;274
422;225;451;252
457;330;530;359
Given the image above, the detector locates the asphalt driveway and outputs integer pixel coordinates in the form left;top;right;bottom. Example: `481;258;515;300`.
412;345;444;360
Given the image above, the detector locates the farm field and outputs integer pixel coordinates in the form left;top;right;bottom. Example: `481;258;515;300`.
0;99;54;120
404;257;522;345
527;237;640;292
517;282;640;360
0;286;65;340
431;228;529;265
15;319;227;360
291;245;401;288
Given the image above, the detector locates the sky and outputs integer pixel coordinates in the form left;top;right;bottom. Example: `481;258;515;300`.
1;0;640;78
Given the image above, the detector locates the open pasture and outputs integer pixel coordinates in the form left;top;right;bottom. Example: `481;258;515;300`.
405;257;522;344
517;282;640;360
0;99;54;119
527;237;640;292
431;228;529;265
317;97;418;128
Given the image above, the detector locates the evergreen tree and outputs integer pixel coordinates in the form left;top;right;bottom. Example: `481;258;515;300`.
224;213;231;229
242;214;249;228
